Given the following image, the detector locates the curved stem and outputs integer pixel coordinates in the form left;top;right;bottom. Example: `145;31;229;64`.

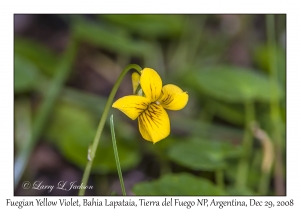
78;64;142;196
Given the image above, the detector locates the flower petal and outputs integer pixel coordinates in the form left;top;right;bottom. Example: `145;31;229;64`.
140;68;162;102
112;96;150;120
137;119;152;142
138;104;170;143
132;72;140;94
159;84;189;110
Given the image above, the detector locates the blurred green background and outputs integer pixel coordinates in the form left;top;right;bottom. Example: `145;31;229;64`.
14;14;286;196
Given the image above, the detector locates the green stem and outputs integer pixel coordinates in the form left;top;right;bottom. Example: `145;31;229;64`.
252;145;271;195
258;168;271;195
235;100;255;189
266;14;285;195
216;169;225;190
78;64;142;196
14;37;78;186
110;115;126;196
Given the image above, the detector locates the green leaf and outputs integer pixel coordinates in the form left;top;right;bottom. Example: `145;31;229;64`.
226;187;256;196
14;37;59;76
73;17;154;58
101;15;184;38
207;100;245;126
168;138;242;171
60;88;107;115
133;173;226;195
14;55;39;93
172;118;244;143
185;66;283;103
46;102;140;174
253;44;286;86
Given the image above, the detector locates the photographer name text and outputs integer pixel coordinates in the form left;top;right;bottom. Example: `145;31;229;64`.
21;181;93;193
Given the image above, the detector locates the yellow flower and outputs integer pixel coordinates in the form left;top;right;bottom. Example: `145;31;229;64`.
112;68;188;143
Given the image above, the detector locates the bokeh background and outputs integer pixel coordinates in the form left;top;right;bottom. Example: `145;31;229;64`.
14;14;286;196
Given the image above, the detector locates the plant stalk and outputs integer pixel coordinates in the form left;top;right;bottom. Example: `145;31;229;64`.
78;64;142;196
216;169;225;190
266;14;285;195
110;115;126;196
235;100;255;189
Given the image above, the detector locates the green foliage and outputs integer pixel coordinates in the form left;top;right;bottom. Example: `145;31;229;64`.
14;38;59;76
206;100;245;126
172;118;244;142
101;14;184;38
168;138;242;171
253;44;286;88
14;55;39;93
184;66;283;103
46;102;140;174
133;173;226;195
226;187;256;196
73;17;154;58
14;14;286;196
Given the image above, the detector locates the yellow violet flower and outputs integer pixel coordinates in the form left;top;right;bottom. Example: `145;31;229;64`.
112;68;188;143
